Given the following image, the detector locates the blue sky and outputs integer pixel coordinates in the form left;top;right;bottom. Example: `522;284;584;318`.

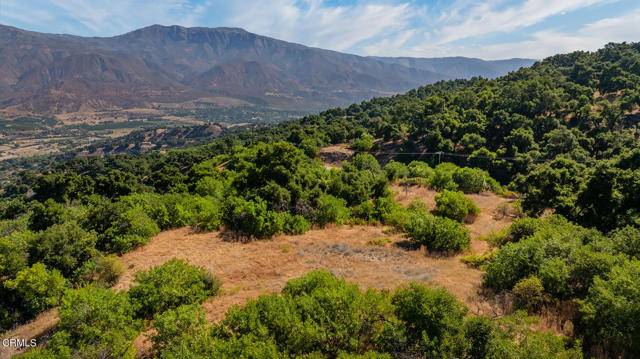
1;0;639;59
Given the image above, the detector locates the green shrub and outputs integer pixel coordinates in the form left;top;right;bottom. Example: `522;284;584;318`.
0;216;29;237
429;217;471;252
332;153;388;206
194;176;228;199
384;161;409;181
407;161;435;181
463;317;496;359
215;270;399;356
27;199;68;231
538;257;570;298
580;260;640;357
483;239;543;291
507;217;543;243
209;336;280;359
48;286;140;358
77;255;125;287
152;304;210;355
484;312;583;359
314;194;351;226
3;263;66;316
189;195;223;231
461;251;495;269
403;208;470;252
0;230;31;278
512;276;545;311
282;213;311;235
452;167;490;193
609;225;640;258
433;190;480;223
392;283;467;357
351;133;375;151
0;198;28;220
129;259;220;318
337;351;392;359
85;199;160;254
29;221;98;279
431;163;459;191
223;196;284;238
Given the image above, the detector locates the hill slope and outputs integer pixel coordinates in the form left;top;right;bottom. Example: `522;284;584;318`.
0;24;534;113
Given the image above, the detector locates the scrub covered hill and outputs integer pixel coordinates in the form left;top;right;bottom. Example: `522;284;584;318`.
1;42;639;358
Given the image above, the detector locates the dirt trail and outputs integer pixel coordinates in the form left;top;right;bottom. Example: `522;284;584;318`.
2;187;513;358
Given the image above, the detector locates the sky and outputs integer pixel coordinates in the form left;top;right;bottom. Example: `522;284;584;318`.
1;0;639;60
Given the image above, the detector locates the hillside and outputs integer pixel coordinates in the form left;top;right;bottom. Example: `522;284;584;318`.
0;24;534;114
1;42;639;358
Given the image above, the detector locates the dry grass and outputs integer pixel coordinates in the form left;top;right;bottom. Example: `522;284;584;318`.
0;309;59;359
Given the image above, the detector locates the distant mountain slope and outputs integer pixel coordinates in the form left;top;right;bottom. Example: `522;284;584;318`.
0;24;535;114
370;56;535;79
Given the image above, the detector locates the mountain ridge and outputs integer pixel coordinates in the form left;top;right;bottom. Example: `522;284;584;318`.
0;24;535;114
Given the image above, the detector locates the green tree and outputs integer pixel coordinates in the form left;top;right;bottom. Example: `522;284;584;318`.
29;221;98;279
392;283;467;357
129;259;220;318
433;190;480;223
4;263;66;316
580;260;640;357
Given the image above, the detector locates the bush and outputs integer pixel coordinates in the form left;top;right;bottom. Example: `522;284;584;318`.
215;270;398;356
483;239;543;291
49;286;141;358
538;257;570;298
314;194;351;226
407;161;435;181
609;225;640;258
351;132;375;151
0;198;28;220
403;209;470;252
282;213;311;235
452;167;490;193
152;304;210;355
85;199;160;254
580;260;640;357
0;230;31;278
463;317;496;359
29;221;98;279
129;259;220;318
27;199;68;231
433;190;480;223
507;217;543;243
384;161;409;181
77;255;125;287
512;276;545;311
333;153;388;206
392;283;467;357
189;195;223;231
3;263;66;316
194;176;228;199
430;163;459;191
223;196;284;238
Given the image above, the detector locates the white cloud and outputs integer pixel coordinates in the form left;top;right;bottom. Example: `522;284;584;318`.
219;0;417;52
441;8;640;59
434;0;606;45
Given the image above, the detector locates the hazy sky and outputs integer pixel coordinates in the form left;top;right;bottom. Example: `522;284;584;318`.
1;0;639;60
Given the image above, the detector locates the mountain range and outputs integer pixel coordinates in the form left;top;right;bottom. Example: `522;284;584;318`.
0;24;535;114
